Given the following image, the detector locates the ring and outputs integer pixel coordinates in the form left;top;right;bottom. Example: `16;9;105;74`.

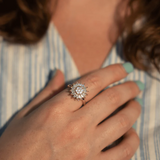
68;82;89;106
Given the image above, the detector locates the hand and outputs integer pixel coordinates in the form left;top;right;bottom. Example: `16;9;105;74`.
0;63;141;160
21;69;65;116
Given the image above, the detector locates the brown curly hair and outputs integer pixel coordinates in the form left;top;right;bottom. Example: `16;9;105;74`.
0;0;57;44
0;0;160;73
123;0;160;72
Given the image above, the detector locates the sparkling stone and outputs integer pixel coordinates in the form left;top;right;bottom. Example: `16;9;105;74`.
70;83;88;100
75;87;84;94
78;95;81;98
71;89;74;93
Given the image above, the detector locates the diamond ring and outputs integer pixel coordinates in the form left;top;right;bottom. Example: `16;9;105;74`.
68;82;89;106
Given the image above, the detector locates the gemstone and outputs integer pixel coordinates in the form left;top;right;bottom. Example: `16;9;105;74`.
75;86;84;95
69;83;88;100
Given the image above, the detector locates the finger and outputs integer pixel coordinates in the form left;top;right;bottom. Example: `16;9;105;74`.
93;99;141;152
76;80;143;126
97;128;140;160
48;62;134;112
18;69;65;117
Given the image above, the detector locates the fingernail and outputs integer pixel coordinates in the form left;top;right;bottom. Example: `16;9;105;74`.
134;80;145;91
135;97;143;106
132;123;136;129
49;68;57;79
122;62;134;74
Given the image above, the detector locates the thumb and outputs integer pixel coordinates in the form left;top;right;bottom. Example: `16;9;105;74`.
19;69;65;117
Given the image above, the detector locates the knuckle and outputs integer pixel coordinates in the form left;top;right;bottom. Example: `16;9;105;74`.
74;142;90;159
50;105;62;115
66;121;82;139
122;130;140;159
65;115;90;140
43;104;63;123
78;114;92;126
117;114;130;129
106;88;120;105
86;74;101;89
123;143;133;158
56;119;90;150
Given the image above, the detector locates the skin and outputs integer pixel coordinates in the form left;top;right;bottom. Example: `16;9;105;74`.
52;0;129;76
0;64;141;160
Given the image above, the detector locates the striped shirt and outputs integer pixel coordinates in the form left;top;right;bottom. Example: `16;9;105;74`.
0;22;160;160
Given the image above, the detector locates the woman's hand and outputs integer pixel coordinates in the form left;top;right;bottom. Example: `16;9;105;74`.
0;63;142;160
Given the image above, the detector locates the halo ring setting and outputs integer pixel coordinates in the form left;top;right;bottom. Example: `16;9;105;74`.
68;82;89;105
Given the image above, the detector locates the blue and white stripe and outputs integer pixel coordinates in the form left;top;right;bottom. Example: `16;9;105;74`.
0;22;160;160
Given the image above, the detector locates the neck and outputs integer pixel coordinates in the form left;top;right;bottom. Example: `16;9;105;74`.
52;0;129;42
51;0;129;75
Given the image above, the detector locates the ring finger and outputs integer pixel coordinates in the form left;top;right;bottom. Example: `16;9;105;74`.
48;63;134;112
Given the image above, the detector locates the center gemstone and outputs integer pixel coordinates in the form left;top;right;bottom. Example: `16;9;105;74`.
75;87;84;95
